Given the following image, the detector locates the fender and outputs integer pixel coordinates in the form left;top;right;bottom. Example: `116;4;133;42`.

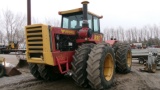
105;40;117;46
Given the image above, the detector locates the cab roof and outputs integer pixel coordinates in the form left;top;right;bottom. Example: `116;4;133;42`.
58;8;103;19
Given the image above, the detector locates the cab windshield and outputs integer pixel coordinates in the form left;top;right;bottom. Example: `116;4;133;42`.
61;12;100;33
61;13;92;30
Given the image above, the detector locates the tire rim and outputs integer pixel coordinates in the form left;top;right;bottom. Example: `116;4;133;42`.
104;53;114;81
127;51;132;67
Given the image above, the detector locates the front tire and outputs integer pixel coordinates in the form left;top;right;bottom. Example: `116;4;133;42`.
38;64;63;81
86;43;115;89
29;63;42;79
71;43;94;87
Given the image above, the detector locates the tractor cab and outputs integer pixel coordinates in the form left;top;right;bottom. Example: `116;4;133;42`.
59;8;103;33
58;1;103;44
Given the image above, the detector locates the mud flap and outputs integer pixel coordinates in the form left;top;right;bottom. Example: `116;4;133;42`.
16;59;28;68
5;66;21;76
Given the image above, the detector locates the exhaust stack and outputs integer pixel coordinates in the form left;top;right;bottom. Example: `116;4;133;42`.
27;0;31;25
81;1;89;28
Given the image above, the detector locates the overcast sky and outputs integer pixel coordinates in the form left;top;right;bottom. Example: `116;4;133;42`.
0;0;160;31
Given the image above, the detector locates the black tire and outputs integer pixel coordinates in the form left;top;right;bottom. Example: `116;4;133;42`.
3;51;10;54
112;42;122;53
38;64;63;81
138;58;144;64
0;64;5;78
86;43;115;89
115;44;132;73
71;43;94;87
29;63;42;79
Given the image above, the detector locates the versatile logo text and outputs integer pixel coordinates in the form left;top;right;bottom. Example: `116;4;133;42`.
61;30;75;35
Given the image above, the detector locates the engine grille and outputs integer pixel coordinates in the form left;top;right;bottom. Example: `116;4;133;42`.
26;25;43;58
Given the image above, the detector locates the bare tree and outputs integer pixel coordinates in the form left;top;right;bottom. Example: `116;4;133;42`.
44;18;60;27
31;17;60;27
126;30;132;43
104;28;111;40
32;17;40;24
0;31;4;43
118;27;125;42
1;9;26;44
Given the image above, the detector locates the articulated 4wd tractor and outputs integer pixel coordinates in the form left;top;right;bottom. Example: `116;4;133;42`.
25;1;132;89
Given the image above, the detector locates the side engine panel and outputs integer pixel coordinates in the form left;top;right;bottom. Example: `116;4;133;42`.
55;34;78;51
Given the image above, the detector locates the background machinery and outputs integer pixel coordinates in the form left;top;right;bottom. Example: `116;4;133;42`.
0;57;21;77
140;48;160;73
0;41;28;68
0;41;25;54
0;57;6;77
25;1;132;89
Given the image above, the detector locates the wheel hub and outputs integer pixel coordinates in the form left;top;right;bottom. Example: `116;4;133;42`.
103;53;114;81
127;51;132;67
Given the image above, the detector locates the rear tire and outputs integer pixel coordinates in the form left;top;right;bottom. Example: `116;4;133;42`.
113;42;122;53
86;43;115;89
115;44;132;73
29;63;42;79
38;64;63;81
71;43;94;87
0;64;5;77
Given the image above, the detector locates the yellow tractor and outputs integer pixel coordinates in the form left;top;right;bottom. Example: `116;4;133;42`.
25;1;132;89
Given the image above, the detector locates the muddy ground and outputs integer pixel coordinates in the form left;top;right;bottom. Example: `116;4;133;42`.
0;54;160;90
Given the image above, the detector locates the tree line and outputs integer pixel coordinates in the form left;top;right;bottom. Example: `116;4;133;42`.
0;9;160;47
104;25;160;47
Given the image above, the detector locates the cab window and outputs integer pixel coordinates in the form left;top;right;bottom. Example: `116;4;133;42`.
87;14;92;30
93;16;100;32
62;13;83;30
62;17;69;28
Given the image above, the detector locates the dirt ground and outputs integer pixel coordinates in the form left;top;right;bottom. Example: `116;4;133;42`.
0;54;160;90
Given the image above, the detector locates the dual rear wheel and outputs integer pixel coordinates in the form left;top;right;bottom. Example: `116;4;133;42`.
86;43;115;89
72;43;132;89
